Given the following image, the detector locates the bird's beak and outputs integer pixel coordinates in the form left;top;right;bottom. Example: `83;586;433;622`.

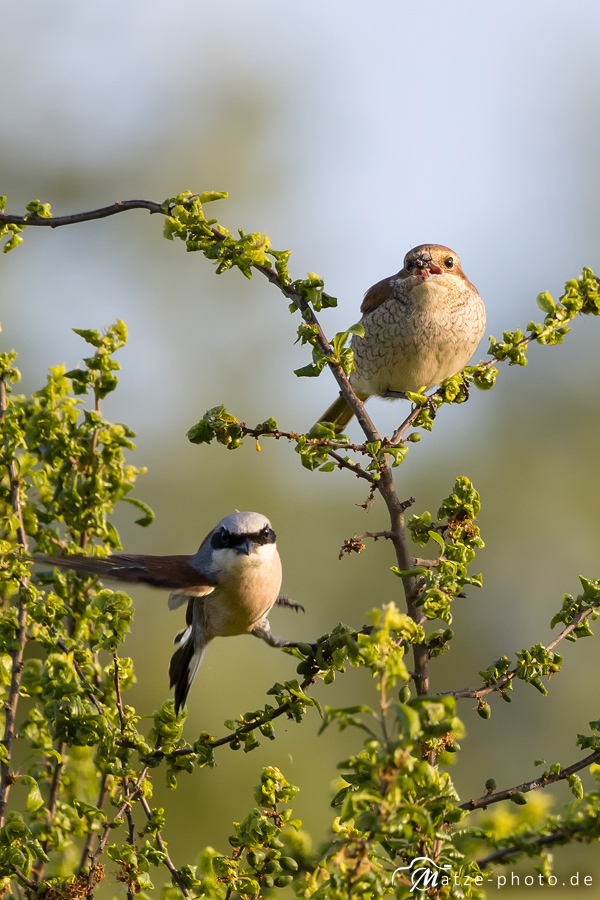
237;537;254;556
414;256;443;280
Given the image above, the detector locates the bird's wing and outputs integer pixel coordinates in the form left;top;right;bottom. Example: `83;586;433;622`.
360;276;395;314
31;553;216;590
168;585;214;610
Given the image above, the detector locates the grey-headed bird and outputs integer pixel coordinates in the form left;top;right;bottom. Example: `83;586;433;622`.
317;244;486;433
33;512;298;713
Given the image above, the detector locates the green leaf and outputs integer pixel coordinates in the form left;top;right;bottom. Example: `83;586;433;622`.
122;496;155;527
23;777;44;813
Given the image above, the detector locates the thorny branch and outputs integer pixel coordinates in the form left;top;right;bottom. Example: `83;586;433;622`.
0;196;430;694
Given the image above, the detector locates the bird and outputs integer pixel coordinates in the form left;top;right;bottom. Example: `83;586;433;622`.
317;244;486;433
32;511;300;713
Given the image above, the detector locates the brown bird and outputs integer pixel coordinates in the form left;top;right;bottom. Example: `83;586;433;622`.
317;244;486;432
32;512;301;713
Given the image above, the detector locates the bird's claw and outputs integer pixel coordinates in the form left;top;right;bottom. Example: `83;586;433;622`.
276;595;305;613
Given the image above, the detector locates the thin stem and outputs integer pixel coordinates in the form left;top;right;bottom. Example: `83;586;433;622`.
477;830;566;869
460;748;600;812
113;656;136;900
379;676;390;748
338;531;393;560
389;339;534;446
86;765;150;891
78;774;108;874
240;423;369;453
328;450;375;483
33;740;67;881
441;606;594;700
0;377;30;827
0;200;165;228
138;794;191;899
56;638;105;716
376;467;429;694
11;868;37;890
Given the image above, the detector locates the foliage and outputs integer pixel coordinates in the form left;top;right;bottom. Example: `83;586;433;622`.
1;192;600;898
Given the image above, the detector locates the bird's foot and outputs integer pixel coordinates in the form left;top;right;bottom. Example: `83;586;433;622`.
252;620;296;648
425;396;438;418
383;390;409;400
276;595;305;613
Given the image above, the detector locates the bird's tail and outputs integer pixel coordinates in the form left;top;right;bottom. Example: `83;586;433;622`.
169;603;211;714
31;553;209;590
30;553;133;580
314;393;357;434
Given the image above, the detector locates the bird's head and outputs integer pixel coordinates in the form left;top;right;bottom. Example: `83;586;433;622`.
210;511;277;559
401;244;467;284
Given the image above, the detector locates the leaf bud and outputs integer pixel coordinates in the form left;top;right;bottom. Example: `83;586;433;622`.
279;857;299;871
477;701;491;719
398;685;411;703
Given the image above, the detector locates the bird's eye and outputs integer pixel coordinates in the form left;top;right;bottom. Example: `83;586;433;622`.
444;257;454;269
405;259;414;272
211;527;231;550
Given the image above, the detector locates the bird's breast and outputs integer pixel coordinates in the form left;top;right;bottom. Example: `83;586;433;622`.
204;545;283;637
350;276;486;396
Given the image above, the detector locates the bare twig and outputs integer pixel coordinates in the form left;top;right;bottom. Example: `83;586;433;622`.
0;200;164;229
441;606;594;700
339;532;393;560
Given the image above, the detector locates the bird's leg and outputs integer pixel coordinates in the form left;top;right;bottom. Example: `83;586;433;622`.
275;595;305;613
251;618;297;648
383;390;409;400
460;374;471;400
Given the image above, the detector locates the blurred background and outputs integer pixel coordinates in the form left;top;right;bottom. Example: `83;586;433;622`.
2;0;600;893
